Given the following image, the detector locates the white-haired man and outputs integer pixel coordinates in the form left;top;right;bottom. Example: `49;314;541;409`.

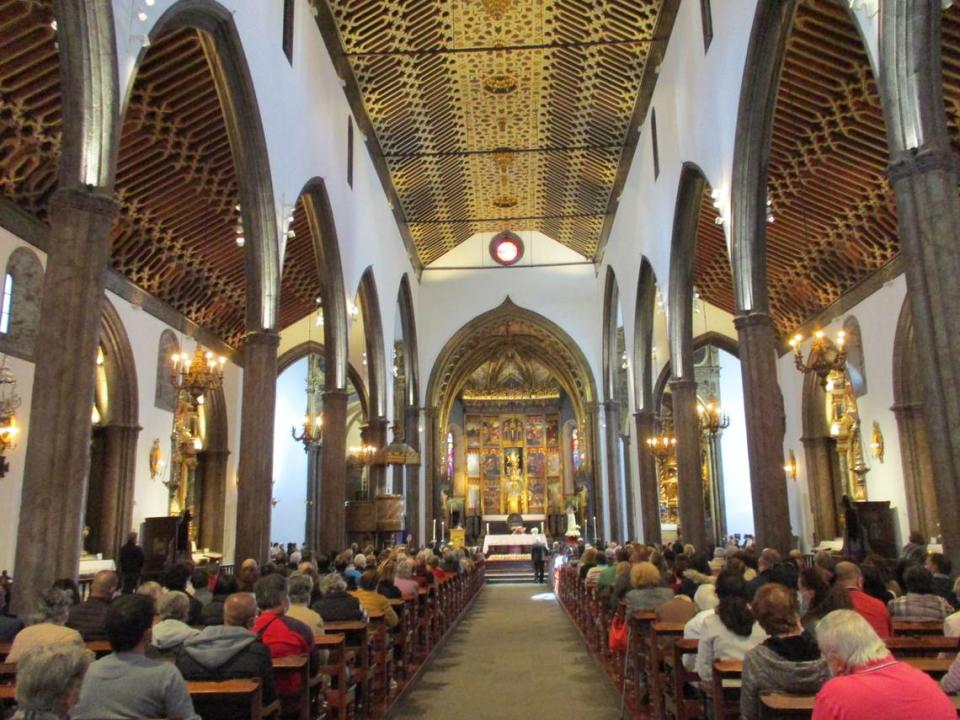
812;609;954;720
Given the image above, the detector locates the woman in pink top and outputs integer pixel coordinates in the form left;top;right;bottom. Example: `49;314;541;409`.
812;609;955;720
394;558;420;597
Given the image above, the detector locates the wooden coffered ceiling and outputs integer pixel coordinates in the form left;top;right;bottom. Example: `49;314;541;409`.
320;0;670;265
694;0;960;338
0;0;59;221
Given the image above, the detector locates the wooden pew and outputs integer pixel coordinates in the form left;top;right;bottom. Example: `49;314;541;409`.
0;640;112;663
664;638;703;720
316;634;354;720
325;617;372;717
761;692;960;720
711;659;743;720
187;678;281;720
893;619;947;637
271;654;309;720
888;635;959;657
648;621;686;719
904;656;953;679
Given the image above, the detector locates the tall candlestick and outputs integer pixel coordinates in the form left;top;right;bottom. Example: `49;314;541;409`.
432;518;437;542
486;522;490;535
593;515;597;542
441;520;445;542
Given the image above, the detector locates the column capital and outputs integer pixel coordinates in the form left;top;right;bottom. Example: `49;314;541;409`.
49;186;119;219
633;408;657;423
603;399;621;413
583;401;601;414
668;377;697;392
242;329;281;349
887;145;959;183
733;312;775;331
422;406;438;419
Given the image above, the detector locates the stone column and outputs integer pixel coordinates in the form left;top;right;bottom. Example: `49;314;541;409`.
669;378;706;552
423;407;438;540
620;433;635;541
404;405;421;542
304;442;322;550
891;402;938;542
234;330;279;565
583;402;602;541
880;0;960;569
13;187;117;615
800;436;839;545
366;416;389;495
98;424;141;560
735;312;792;552
319;389;347;554
199;449;229;552
603;401;622;541
634;410;662;546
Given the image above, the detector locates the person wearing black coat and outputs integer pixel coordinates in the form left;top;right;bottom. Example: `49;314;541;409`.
311;573;365;622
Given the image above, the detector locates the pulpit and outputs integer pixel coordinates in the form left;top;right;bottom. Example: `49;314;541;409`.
855;500;898;559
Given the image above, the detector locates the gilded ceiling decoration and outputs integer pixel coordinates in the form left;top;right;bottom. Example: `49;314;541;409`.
462;350;560;400
0;0;59;221
323;0;665;265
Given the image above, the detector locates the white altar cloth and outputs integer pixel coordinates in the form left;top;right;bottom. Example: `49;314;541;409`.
482;533;547;554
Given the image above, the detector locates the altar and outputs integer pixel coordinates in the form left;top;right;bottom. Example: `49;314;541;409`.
482;533;548;555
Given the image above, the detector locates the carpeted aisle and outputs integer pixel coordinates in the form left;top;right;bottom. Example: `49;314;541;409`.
390;583;622;720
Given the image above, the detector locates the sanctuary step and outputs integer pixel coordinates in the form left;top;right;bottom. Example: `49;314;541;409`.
485;556;538;584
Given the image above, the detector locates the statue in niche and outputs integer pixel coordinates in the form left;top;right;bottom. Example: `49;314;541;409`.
504;451;525;514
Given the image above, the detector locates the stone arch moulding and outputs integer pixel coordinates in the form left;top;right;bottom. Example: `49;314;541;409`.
729;0;797;316
357;267;387;419
276;339;369;421
0;247;45;361
602;266;620;402
132;0;280;333
298;178;349;392
891;295;938;541
397;273;420;410
653;332;739;406
424;297;601;534
88;296;140;561
53;0;120;189
633;257;658;412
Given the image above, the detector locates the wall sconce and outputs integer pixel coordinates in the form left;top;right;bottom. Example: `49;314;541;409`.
870;421;884;463
783;449;798;481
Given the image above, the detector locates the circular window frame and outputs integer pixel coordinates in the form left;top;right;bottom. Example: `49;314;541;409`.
489;231;525;266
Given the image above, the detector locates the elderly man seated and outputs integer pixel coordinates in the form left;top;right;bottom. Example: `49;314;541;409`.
11;644;93;720
66;570;118;642
812;609;955;720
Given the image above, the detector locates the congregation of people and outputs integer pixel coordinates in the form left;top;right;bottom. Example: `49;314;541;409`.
0;536;483;719
565;530;960;719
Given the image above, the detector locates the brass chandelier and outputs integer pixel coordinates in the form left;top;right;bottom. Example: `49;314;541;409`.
171;346;225;402
697;397;730;436
789;329;846;388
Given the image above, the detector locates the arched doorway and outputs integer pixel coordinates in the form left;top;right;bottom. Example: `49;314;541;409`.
85;298;139;561
892;297;938;541
425;298;599;543
602;267;632;541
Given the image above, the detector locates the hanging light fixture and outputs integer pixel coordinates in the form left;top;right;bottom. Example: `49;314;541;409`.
292;302;324;450
645;431;677;461
697;396;730;436
347;444;378;464
789;329;846;388
171;346;226;403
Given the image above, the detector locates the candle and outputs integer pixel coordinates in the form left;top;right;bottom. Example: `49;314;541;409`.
441;520;445;541
486;522;490;535
432;518;437;541
593;515;597;540
540;521;545;534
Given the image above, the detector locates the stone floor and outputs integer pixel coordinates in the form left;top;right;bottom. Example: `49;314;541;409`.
390;583;623;719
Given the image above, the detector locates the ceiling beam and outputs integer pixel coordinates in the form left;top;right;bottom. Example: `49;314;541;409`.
407;211;608;225
383;143;623;159
345;37;654;59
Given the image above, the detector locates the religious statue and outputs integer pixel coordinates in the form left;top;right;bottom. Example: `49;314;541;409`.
505;452;524;514
565;501;581;537
575;483;589;529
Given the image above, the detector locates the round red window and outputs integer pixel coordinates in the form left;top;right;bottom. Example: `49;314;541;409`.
489;231;524;266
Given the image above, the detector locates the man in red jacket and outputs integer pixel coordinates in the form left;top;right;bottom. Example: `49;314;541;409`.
252;574;319;718
834;561;892;639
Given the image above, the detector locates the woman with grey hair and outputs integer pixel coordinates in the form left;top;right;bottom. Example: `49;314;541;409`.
150;591;199;659
394;559;419;597
813;609;955;719
286;572;324;637
310;572;365;622
13;643;93;719
7;589;83;663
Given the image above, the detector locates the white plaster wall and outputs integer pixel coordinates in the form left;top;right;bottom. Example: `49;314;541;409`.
779;274;908;550
0;227;41;576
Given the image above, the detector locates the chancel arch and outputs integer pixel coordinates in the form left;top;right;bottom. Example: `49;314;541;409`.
425;298;600;544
